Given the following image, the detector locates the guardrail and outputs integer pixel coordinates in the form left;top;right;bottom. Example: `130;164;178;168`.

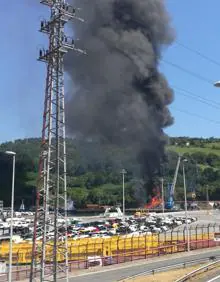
119;256;220;281
175;259;220;282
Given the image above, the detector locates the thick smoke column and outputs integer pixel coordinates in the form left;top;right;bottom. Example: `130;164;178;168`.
66;0;175;202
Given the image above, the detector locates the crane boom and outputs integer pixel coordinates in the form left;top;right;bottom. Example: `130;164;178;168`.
171;155;181;195
165;155;181;209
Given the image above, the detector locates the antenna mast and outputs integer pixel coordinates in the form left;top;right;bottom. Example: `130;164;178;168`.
30;1;84;281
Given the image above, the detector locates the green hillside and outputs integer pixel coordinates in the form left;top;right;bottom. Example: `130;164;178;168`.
0;136;220;208
168;143;220;157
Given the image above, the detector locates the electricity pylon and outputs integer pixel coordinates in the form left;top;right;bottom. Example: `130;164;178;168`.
30;1;85;281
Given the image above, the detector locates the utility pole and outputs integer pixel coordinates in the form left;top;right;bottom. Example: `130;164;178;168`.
206;185;209;214
183;159;190;252
30;1;85;281
161;177;165;215
160;164;165;215
5;151;16;282
121;169;127;218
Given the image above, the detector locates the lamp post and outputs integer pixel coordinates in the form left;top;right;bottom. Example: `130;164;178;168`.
214;81;220;87
183;158;190;252
213;81;220;213
160;164;165;215
5;151;16;282
206;185;210;215
121;169;127;217
161;177;165;215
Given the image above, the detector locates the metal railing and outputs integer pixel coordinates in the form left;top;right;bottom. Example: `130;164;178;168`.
175;259;220;282
120;256;220;281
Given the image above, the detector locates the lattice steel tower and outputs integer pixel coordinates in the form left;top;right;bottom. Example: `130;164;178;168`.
30;1;84;281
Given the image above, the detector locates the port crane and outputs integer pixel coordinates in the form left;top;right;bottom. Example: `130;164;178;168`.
165;155;181;209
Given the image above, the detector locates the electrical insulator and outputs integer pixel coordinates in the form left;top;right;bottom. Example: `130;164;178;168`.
39;50;43;57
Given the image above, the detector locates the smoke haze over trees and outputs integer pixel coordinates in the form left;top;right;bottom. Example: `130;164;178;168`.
65;0;175;200
1;137;220;208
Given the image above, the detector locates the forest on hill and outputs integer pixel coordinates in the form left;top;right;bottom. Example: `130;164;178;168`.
1;136;220;208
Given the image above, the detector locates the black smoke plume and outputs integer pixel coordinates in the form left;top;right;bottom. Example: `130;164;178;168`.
65;0;175;203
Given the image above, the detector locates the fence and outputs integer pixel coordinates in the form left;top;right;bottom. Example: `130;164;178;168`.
0;224;220;281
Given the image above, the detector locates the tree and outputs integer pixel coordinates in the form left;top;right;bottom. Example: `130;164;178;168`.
206;153;219;167
68;187;89;208
89;187;106;205
1;136;220;209
202;168;217;184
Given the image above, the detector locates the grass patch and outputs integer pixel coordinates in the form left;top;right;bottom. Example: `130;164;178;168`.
130;263;206;282
167;145;220;156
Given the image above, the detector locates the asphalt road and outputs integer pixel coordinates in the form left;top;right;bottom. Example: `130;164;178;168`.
61;248;220;282
197;269;220;282
207;273;220;282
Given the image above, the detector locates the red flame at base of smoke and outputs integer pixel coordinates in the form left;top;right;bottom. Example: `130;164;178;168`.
144;187;162;209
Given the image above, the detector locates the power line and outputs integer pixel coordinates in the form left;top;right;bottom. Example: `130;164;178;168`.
113;10;215;86
172;85;220;110
175;41;220;67
172;86;220;106
162;59;214;85
175;90;220;110
171;107;220;125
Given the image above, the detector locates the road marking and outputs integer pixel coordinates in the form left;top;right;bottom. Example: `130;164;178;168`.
207;274;220;282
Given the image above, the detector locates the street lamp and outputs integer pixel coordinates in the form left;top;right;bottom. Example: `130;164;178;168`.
214;81;220;87
206;185;210;215
182;158;190;252
121;169;127;217
160;165;165;215
161;177;165;215
5;151;16;282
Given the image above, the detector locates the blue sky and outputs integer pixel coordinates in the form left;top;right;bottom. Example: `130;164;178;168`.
164;0;220;138
1;0;220;143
